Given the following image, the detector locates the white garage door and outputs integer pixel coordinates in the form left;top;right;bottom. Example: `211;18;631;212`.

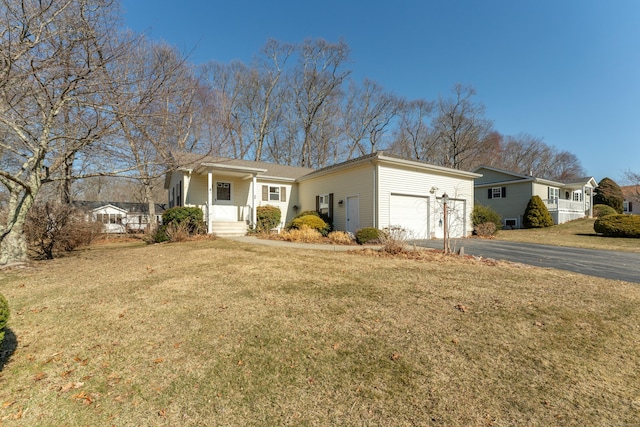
389;194;430;239
433;198;467;239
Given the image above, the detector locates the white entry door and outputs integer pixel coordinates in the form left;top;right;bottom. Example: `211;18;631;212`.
212;181;236;221
346;196;360;233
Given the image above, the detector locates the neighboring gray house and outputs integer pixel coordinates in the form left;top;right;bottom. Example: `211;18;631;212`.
473;166;597;228
164;152;481;239
73;201;166;233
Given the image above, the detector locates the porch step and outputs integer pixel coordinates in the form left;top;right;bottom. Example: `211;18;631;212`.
211;221;248;237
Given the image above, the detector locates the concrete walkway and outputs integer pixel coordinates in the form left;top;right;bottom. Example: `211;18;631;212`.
225;235;380;251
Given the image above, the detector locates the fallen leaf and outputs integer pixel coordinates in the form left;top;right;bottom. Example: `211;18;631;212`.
153;358;164;364
33;372;47;381
455;304;468;313
2;401;15;408
390;353;401;361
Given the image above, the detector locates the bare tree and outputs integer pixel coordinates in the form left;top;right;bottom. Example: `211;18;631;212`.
389;98;435;161
104;38;200;230
0;0;127;265
432;84;493;170
499;133;585;181
343;79;401;158
291;39;350;167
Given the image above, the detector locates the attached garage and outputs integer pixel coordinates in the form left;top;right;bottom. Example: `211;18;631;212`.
389;194;430;239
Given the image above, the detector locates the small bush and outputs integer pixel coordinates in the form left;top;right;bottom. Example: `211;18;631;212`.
594;214;640;238
0;293;8;347
380;226;409;254
289;210;332;235
328;231;355;245
472;205;502;235
25;202;102;259
474;222;497;238
256;205;281;232
593;204;617;218
523;196;554;228
355;227;383;245
156;207;205;242
277;226;324;243
290;215;328;235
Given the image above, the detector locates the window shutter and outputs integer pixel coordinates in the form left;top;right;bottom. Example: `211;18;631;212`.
488;188;492;199
262;185;268;201
315;195;320;212
328;193;334;219
630;201;633;212
501;187;507;198
280;187;286;202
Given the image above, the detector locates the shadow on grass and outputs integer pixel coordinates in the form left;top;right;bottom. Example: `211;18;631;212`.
0;328;17;371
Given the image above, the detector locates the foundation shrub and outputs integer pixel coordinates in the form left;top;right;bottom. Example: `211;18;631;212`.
355;227;383;245
290;215;329;235
256;205;281;232
156;207;205;242
328;231;355;245
472;205;502;235
278;226;323;243
289;210;332;235
594;214;640;238
523;196;554;228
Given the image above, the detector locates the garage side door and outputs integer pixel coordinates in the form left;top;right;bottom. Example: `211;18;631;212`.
389;194;429;239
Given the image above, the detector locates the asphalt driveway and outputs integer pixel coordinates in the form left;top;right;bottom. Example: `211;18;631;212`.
412;238;640;284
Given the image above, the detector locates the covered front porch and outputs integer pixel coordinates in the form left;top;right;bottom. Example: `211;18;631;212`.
194;162;267;236
543;179;596;224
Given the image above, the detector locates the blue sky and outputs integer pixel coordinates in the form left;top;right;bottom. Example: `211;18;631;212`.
120;0;640;181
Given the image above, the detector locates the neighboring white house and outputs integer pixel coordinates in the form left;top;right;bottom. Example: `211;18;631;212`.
622;185;640;215
164;152;481;239
73;201;166;233
473;166;597;228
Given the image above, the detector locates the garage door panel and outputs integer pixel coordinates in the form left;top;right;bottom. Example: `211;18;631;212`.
389;194;429;239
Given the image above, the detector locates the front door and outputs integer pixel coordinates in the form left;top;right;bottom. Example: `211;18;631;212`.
212;181;236;221
346;196;360;233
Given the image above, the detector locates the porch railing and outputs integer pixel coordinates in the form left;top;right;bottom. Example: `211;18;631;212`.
543;199;586;213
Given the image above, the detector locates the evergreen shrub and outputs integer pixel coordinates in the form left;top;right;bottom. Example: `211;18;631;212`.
156;207;205;242
289;210;333;235
593;204;617;218
355;227;383;245
594;177;624;214
594;214;640;238
523;196;554;228
290;215;328;234
256;205;281;232
472;204;502;236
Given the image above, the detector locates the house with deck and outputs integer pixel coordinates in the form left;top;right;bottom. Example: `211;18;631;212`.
473;166;596;228
164;152;481;238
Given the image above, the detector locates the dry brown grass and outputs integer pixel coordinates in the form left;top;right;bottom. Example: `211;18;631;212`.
495;217;640;252
1;239;639;425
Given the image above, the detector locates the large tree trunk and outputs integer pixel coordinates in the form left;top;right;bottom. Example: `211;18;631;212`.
0;191;35;266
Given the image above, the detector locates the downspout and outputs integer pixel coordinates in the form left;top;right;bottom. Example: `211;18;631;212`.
252;175;257;229
207;170;213;234
371;160;378;228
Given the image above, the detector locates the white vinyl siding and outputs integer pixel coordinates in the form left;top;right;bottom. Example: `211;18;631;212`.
298;163;375;232
377;164;475;238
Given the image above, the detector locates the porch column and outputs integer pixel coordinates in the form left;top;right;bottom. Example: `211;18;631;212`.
588;186;593;218
251;175;257;229
207;170;213;234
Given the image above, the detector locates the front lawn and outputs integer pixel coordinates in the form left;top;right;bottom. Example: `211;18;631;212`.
1;239;639;425
495;218;640;252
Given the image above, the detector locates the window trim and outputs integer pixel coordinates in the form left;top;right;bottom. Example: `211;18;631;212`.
269;186;280;201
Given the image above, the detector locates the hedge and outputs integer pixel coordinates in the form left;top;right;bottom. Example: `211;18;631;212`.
594;214;640;238
0;293;8;347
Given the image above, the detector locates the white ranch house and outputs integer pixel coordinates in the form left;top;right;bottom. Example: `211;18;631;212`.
164;152;481;239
